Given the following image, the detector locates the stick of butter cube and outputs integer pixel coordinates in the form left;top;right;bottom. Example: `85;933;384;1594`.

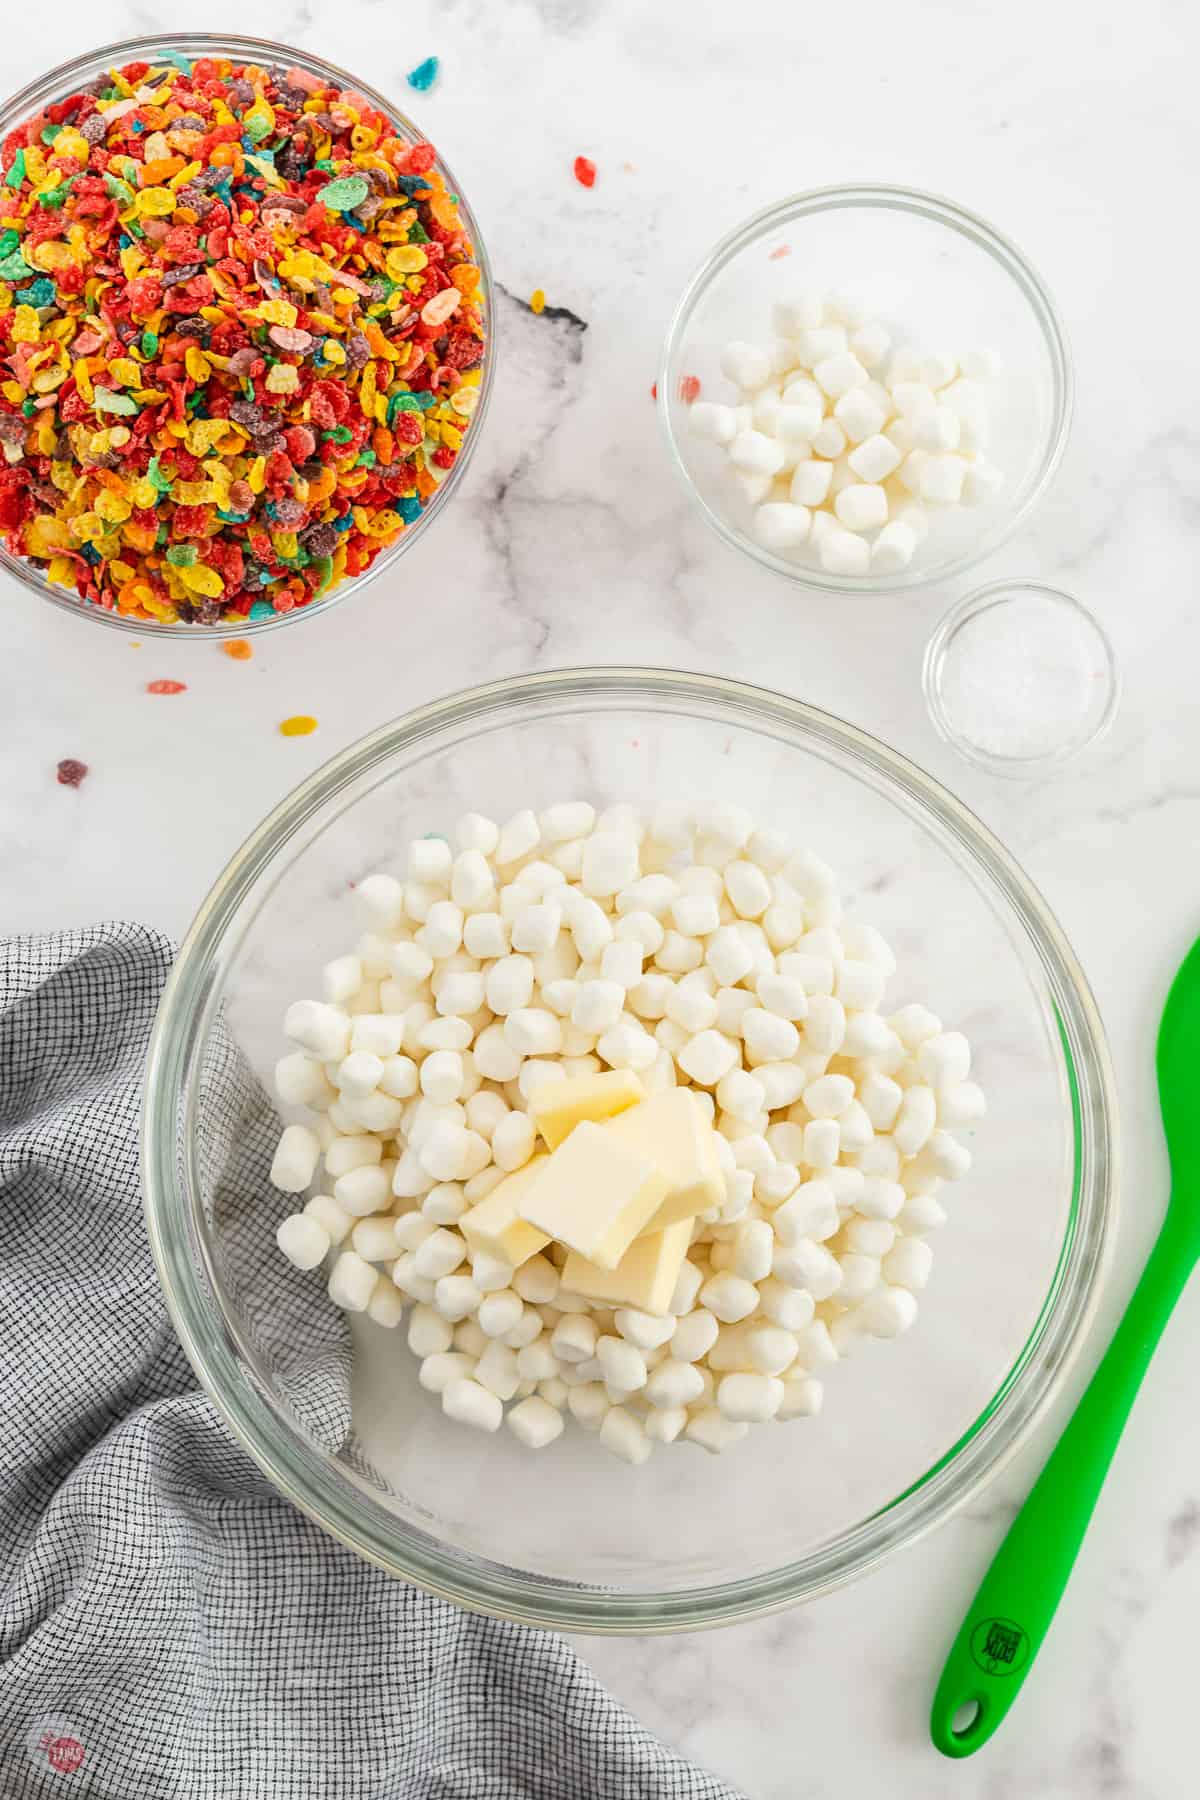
460;1155;550;1268
561;1219;693;1315
517;1121;669;1269
603;1089;723;1229
529;1068;645;1150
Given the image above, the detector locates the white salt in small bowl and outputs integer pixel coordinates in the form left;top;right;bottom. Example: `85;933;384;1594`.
923;580;1120;775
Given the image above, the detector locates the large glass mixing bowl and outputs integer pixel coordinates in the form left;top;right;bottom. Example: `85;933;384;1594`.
143;669;1115;1630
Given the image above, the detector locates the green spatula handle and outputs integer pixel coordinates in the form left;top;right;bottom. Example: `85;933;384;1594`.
931;1220;1195;1757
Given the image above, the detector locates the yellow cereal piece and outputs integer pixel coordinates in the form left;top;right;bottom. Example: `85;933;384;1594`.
31;366;67;395
110;559;136;584
73;362;94;405
35;416;57;455
186;418;229;457
50;461;74;491
322;340;346;366
129;477;159;510
119;246;145;281
530;288;546;315
248;456;267;494
358;366;377;422
385;245;427;277
108;357;141;387
265;363;299;393
134;186;175;217
13;307;42;348
53;131;88;163
68;511;104;544
25;515;71;557
30;241;73;272
330;287;359;307
172;480;219;506
441;424;463;451
178;564;224;598
184;346;211;384
257;298;298;328
1;381;23;406
95;490;132;524
46;555;76;587
169;159;202;189
279;715;318;737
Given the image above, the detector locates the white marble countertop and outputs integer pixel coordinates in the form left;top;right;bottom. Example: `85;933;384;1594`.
3;2;1199;1793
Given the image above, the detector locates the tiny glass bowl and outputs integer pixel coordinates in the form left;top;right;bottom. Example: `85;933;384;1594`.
924;580;1120;776
658;185;1072;593
0;34;495;638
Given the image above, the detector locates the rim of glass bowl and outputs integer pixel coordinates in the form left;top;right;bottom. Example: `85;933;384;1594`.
0;33;495;639
923;578;1122;778
656;184;1074;594
142;667;1115;1632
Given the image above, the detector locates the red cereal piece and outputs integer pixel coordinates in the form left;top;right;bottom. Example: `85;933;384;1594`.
768;245;792;261
573;155;597;188
146;680;187;695
56;758;89;787
679;375;702;404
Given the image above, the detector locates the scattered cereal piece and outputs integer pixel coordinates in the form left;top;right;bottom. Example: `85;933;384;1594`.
0;55;488;626
769;245;792;260
222;639;253;661
55;758;88;788
407;57;440;92
280;714;318;736
650;383;658;401
146;680;186;695
573;156;597;188
530;289;546;315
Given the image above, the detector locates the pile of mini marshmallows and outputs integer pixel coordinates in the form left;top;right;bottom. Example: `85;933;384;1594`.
690;293;1004;576
270;801;985;1462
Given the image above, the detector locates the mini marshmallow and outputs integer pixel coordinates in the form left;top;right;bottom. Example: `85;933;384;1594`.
508;1395;565;1448
270;1125;320;1194
848;433;902;484
677;1029;740;1087
277;1213;330;1271
919;453;967;505
442;1377;504;1432
834;484;889;533
717;1372;783;1423
689;401;738;444
912;402;961;453
285;1000;351;1063
796;324;848;365
850;321;890;368
685;1408;749;1454
720;340;773;390
813;350;868;399
962;459;1005;504
819;526;870;575
730;428;786;476
328;1250;378;1313
773;293;824;335
833;386;888;444
435;1272;483;1321
511;902;562;955
753;502;811;551
600;1406;653;1465
491;1109;536;1172
870;522;917;574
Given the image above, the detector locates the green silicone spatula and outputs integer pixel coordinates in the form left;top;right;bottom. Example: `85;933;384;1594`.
931;933;1200;1757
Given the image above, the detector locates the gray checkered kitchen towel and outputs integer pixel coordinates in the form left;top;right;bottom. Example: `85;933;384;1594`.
0;925;742;1800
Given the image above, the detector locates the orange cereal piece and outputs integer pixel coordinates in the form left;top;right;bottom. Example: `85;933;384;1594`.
222;639;253;661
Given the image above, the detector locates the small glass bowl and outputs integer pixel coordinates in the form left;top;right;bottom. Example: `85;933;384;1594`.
143;668;1116;1632
0;34;495;638
924;581;1120;775
658;185;1072;592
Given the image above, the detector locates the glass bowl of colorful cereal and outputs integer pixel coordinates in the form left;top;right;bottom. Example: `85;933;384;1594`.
658;185;1071;591
0;35;492;633
143;667;1115;1630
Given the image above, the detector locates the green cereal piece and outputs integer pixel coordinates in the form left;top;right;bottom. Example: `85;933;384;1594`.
316;175;369;210
38;188;67;208
146;455;172;492
311;554;334;594
104;174;136;207
5;150;26;189
140;330;158;358
354;449;376;467
166;543;198;566
0;229;18;255
41;124;62;145
93;388;138;415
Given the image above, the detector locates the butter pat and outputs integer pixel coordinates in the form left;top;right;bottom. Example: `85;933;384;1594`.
459;1155;550;1268
517;1121;669;1268
604;1089;723;1229
561;1219;692;1315
529;1068;645;1150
